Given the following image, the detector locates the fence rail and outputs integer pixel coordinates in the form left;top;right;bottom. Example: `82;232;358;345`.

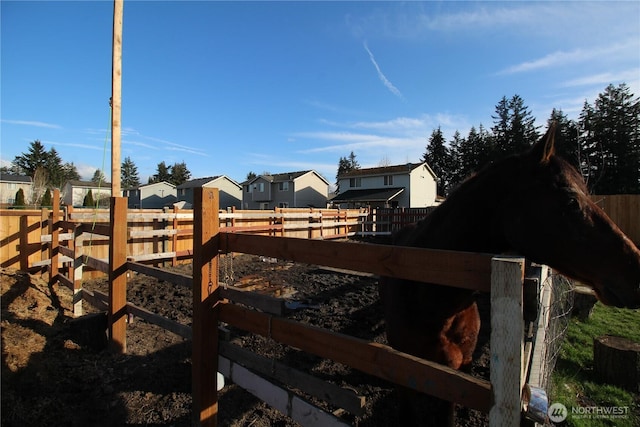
1;206;367;272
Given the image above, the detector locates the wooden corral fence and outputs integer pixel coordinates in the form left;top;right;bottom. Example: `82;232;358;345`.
591;194;640;246
7;191;633;425
361;195;640;245
30;188;550;426
1;203;368;272
360;207;436;235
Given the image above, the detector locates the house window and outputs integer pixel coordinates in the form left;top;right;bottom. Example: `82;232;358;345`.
246;185;252;193
278;181;289;191
384;175;394;186
349;177;362;188
260;202;269;210
279;202;289;208
254;182;265;192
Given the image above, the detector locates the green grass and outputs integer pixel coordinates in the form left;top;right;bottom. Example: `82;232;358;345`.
550;303;639;426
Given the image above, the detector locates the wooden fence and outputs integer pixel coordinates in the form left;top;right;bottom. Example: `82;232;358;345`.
1;205;367;272
30;188;555;426
361;195;640;245
591;194;640;245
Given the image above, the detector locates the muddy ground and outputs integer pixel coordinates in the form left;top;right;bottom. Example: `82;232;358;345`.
2;251;491;426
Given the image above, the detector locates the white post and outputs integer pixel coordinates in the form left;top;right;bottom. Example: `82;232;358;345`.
489;256;525;426
73;224;84;316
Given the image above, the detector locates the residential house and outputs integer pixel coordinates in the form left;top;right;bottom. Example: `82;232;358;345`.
177;176;242;209
123;181;177;209
62;180;112;207
0;173;32;207
331;162;438;209
242;170;329;210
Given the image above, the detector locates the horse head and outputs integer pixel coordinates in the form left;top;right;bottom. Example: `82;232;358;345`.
499;125;640;308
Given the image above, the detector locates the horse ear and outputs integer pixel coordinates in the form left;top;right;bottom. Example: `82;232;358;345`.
531;123;556;164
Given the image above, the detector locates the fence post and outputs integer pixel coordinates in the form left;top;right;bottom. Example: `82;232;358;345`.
489;256;525;427
49;190;60;284
192;187;220;426
172;205;179;267
19;214;29;271
40;208;49;270
109;196;128;353
72;222;84;316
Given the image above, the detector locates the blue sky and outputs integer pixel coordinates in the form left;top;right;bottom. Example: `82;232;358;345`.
2;1;639;187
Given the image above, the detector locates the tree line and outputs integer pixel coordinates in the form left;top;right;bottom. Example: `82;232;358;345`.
337;83;639;197
2;142;194;206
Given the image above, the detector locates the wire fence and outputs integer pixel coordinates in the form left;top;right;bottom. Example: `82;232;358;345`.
534;273;575;390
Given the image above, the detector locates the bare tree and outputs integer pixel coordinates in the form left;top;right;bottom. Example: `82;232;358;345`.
31;167;48;206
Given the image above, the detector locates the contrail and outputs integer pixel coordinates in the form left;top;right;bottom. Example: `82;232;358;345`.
363;41;404;99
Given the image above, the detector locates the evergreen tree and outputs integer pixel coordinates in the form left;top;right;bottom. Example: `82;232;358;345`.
422;127;452;196
83;189;95;207
121;156;141;188
44;147;64;188
579;83;640;194
61;162;81;185
492;96;510;156
170;161;191;186
508;95;538;153
150;161;172;183
40;188;52;208
12;140;48;176
448;131;466;190
14;188;26;208
491;95;538;159
335;151;360;194
547;109;580;171
246;171;257;181
91;169;106;184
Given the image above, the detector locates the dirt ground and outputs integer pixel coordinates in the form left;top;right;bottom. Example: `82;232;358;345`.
1;251;491;426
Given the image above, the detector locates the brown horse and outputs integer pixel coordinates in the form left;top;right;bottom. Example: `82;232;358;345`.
379;124;640;425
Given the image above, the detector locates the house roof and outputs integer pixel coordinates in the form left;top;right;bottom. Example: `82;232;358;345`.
243;170;329;186
177;175;241;189
331;187;405;203
65;180;112;188
177;176;222;189
0;173;32;183
139;181;176;190
339;162;436;179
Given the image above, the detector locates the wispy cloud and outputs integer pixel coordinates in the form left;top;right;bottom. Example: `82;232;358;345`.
44;140;105;151
562;68;640;88
2;119;62;129
363;41;404;99
497;38;639;75
162;141;208;157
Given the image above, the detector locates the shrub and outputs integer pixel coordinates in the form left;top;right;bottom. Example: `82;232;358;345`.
13;188;26;209
40;188;52;208
83;189;95;207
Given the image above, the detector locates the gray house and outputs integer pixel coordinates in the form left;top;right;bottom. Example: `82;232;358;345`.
242;170;329;210
332;162;438;209
123;181;177;209
62;180;112;207
177;176;242;209
0;173;32;206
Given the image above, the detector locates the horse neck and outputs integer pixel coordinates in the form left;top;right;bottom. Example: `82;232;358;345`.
414;162;520;254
